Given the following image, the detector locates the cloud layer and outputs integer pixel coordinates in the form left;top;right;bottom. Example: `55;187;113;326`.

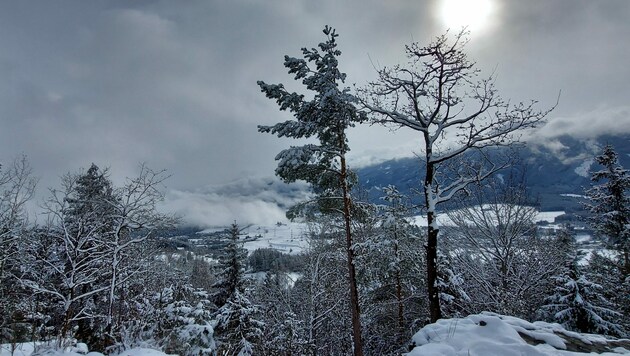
1;1;629;225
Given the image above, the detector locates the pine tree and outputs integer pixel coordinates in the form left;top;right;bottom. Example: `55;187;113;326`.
212;222;263;355
63;164;116;348
212;223;247;308
585;144;630;277
258;26;367;356
436;250;469;318
541;231;622;335
354;185;426;353
587;252;630;337
215;290;264;356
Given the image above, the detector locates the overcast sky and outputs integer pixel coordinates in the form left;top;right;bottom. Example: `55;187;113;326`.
1;0;629;226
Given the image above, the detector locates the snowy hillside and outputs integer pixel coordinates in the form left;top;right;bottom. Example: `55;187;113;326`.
407;312;630;355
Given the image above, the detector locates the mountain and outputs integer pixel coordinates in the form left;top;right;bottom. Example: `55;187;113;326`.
355;135;630;212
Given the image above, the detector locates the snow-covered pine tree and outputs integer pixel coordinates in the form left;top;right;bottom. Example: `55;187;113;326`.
254;269;311;355
258;25;367;356
20;167;115;348
215;290;264;356
587;251;630;337
211;222;263;355
585;144;630;277
212;222;247;308
436;250;469;318
541;229;622;336
63;164;117;348
354;185;426;353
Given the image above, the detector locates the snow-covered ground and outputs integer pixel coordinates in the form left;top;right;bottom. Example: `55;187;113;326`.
239;221;310;255
407;312;630;355
410;207;565;228
0;343;171;356
224;206;569;256
9;313;628;356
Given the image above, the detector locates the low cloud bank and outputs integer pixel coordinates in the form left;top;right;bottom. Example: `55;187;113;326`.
161;176;311;228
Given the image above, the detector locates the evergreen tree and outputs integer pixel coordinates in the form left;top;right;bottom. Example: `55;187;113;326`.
587;251;630;337
541;230;622;335
63;164;116;348
436;250;469;318
585;144;630;277
258;26;367;356
212;222;263;355
212;223;247;308
215;291;264;356
354;186;426;353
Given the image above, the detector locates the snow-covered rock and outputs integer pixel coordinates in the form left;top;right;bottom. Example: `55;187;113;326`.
407;312;630;355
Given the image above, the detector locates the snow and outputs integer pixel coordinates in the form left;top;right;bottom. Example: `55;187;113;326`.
240;221;309;255
534;211;566;224
575;158;594;178
561;193;586;198
0;344;171;356
407;312;630;355
410;206;565;227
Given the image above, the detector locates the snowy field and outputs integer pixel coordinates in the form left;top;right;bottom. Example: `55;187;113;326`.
239;221;310;255
232;207;568;256
410;207;565;228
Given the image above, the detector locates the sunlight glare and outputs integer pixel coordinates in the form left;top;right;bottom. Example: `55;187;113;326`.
439;0;495;34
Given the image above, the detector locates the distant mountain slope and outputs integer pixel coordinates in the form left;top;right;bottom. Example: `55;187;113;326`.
355;135;630;212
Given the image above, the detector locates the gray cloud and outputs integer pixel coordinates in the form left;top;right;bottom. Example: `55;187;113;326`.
1;1;629;225
161;176;311;228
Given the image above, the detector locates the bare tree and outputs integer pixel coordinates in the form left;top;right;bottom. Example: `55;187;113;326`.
102;164;177;338
19;164;175;349
444;180;558;318
21;172;112;347
360;31;553;321
0;155;37;345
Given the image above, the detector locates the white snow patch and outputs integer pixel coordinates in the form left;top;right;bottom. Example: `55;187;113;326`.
410;207;564;227
1;343;170;356
407;312;629;355
240;221;309;255
534;211;565;224
561;193;586;198
574;158;594;178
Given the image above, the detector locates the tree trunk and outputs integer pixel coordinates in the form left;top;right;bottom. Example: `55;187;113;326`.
340;152;364;356
424;160;442;323
393;229;404;331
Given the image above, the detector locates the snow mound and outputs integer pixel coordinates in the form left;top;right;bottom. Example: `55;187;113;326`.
407;312;630;355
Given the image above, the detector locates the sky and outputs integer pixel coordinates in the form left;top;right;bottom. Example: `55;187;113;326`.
1;0;629;226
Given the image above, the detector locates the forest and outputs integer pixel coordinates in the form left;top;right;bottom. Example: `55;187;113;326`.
1;28;629;355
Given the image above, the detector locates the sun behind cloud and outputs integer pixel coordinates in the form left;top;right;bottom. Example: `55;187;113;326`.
438;0;497;35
